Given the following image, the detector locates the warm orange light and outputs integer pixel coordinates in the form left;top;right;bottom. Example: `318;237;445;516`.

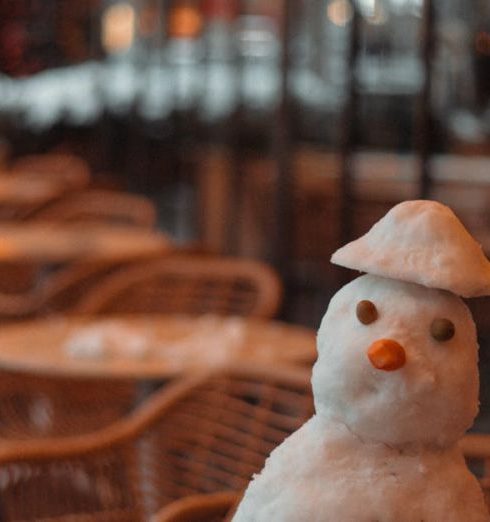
168;5;203;38
102;2;135;53
327;0;353;27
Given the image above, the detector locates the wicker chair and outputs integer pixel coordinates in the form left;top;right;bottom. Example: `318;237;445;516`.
8;153;91;191
0;371;138;440
0;256;280;441
26;189;157;229
0;261;146;440
459;433;490;510
0;364;313;521
38;260;133;315
0;260;126;322
150;491;240;522
0;262;39;295
73;255;283;319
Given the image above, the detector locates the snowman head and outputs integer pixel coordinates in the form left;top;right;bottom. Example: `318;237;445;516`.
311;274;479;447
314;200;490;448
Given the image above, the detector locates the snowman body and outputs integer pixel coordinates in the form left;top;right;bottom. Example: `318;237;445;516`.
233;416;487;522
233;275;490;521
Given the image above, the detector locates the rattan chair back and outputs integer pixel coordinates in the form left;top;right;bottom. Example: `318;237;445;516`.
459;434;490;510
150;491;240;522
8;153;91;191
27;189;157;228
74;255;283;319
0;371;137;440
38;260;128;314
0;262;39;294
0;292;41;322
0;364;313;521
0;260;124;321
0;262;139;439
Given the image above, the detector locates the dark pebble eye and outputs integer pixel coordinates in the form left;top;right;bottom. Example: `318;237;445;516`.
430;318;455;342
356;300;378;325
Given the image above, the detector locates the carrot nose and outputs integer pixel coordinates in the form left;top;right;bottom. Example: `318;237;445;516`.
367;339;406;371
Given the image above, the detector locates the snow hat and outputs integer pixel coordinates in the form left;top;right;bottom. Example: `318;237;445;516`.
331;200;490;298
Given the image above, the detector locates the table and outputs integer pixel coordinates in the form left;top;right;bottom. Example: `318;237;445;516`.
0;315;317;379
0;223;172;263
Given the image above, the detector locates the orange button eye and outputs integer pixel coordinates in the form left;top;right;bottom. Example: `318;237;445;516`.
367;339;406;371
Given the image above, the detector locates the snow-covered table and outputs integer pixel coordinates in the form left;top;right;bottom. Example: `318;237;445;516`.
0;314;316;379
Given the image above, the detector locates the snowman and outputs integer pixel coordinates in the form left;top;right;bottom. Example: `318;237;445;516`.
233;200;490;522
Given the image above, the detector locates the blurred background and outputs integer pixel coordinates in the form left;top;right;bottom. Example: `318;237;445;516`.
1;1;490;518
1;0;490;326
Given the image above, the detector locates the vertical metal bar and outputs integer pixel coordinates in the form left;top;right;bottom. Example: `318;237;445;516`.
273;0;294;276
173;0;202;243
338;2;360;247
89;0;113;175
417;0;434;199
124;0;146;193
225;0;245;255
